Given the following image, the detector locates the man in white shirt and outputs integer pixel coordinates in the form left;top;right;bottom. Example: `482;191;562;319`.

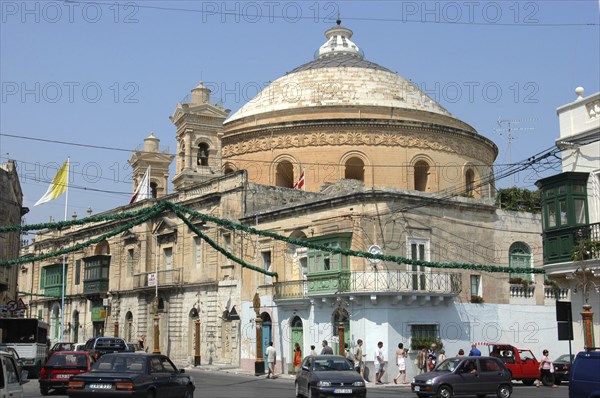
266;341;277;379
374;341;385;384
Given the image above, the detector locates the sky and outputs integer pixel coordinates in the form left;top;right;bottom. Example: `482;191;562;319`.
1;0;599;231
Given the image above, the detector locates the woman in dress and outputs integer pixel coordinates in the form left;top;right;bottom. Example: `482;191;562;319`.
393;343;408;384
292;343;302;374
536;349;558;388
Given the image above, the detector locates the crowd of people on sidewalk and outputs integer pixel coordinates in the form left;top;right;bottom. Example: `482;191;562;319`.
263;339;560;388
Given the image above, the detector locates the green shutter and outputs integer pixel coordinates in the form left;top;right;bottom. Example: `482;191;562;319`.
40;267;46;289
38;309;42;320
75;260;80;285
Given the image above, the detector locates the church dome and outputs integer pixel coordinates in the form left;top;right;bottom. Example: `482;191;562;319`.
221;22;497;198
226;21;456;125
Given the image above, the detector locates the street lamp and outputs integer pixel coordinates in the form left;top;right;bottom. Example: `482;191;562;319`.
571;237;600;350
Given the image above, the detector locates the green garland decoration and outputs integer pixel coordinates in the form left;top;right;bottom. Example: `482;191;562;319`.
2;200;544;276
0;203;165;233
0;203;167;266
166;202;544;275
170;206;277;277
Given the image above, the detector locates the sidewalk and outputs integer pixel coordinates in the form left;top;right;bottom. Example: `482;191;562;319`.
186;365;412;389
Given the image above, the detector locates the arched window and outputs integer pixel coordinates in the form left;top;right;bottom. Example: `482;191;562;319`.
179;143;185;172
197;143;209;166
150;182;158;198
465;169;475;197
223;166;235;175
509;242;532;281
124;311;133;342
95;240;110;255
414;160;429;192
276;160;294;188
344;157;364;182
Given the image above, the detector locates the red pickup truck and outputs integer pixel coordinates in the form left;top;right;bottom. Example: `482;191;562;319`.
486;343;540;385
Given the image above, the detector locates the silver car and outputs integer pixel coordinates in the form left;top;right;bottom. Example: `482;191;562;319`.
411;356;512;398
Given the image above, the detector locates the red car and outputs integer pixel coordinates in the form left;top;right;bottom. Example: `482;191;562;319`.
39;351;93;395
486;344;540;385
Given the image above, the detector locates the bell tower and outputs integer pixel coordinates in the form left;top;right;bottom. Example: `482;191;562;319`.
170;81;230;191
128;132;174;199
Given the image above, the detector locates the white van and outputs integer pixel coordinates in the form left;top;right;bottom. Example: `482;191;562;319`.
0;351;24;397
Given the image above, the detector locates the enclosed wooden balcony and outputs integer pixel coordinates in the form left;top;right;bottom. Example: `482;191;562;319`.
133;268;183;289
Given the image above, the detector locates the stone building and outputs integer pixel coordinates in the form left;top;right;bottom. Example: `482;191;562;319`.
0;160;28;306
18;22;567;378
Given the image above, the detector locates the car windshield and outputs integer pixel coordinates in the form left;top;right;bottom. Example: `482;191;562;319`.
518;350;535;361
93;355;146;373
312;358;353;371
435;358;462;372
46;353;88;367
52;343;75;351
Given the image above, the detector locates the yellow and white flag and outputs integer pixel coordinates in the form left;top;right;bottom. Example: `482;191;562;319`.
34;159;69;206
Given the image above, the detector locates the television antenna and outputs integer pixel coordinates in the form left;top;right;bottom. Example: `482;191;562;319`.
494;117;537;177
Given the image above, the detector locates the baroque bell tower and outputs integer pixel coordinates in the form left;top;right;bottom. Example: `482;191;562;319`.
170;81;230;191
128;132;174;199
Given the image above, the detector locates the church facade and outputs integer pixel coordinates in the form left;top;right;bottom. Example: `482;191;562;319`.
19;22;568;379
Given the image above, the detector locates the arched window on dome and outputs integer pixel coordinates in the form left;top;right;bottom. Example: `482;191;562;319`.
465;169;475;197
276;160;294;188
223;166;235;175
197;143;209;166
414;160;430;192
344;157;364;182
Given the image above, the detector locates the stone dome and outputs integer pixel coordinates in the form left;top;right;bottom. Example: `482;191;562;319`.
221;22;497;198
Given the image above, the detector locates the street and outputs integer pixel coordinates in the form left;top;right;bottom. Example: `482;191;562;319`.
22;369;569;398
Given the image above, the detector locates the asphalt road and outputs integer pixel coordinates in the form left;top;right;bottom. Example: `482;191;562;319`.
22;369;569;398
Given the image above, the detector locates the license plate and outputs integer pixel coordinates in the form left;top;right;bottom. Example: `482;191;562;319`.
89;383;112;389
56;374;71;379
334;388;352;394
415;386;420;391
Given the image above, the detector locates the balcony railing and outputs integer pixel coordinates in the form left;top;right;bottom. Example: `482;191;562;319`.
133;268;183;289
273;270;462;300
509;284;535;298
544;287;570;300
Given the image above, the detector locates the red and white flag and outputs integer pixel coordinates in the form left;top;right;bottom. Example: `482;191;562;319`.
130;167;151;204
293;169;305;190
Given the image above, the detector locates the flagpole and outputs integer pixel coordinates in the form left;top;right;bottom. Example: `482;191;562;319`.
60;157;70;342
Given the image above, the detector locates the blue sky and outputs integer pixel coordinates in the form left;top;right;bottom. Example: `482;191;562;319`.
1;0;599;228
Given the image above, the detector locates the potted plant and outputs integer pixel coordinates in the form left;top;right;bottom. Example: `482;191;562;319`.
508;277;523;285
410;337;444;351
470;295;484;303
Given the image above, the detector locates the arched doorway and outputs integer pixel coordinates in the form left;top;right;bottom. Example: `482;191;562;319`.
124;311;133;343
72;310;79;343
261;312;272;371
290;316;303;371
332;308;350;355
50;303;61;342
276;160;294;188
344;157;365;182
189;308;200;365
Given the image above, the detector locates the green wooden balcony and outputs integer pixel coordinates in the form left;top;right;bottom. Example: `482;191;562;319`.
543;222;600;264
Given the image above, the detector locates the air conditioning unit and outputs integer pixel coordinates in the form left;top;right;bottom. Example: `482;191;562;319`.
102;298;110;307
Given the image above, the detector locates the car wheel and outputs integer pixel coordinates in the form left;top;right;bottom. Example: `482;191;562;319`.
40;387;49;396
541;373;553;386
497;384;512;398
183;386;194;398
522;379;535;386
147;390;156;398
437;385;453;398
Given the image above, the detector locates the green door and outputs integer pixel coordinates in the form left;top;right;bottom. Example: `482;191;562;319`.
291;316;303;371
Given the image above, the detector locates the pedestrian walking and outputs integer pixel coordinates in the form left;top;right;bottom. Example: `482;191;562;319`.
266;341;277;379
374;341;385;384
457;349;465;357
438;349;446;364
292;343;302;374
468;343;481;356
393;343;408;384
309;345;317;356
536;349;558;388
354;339;364;378
416;348;427;374
321;340;333;355
427;343;437;371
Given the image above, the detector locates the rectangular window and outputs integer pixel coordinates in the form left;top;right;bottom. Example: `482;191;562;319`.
559;199;568;225
127;249;134;276
408;237;430;290
411;324;438;339
75;260;81;285
574;199;586;224
262;250;272;284
194;237;202;271
470;275;481;297
223;233;231;265
547;202;556;227
164;248;173;271
40;267;46;289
